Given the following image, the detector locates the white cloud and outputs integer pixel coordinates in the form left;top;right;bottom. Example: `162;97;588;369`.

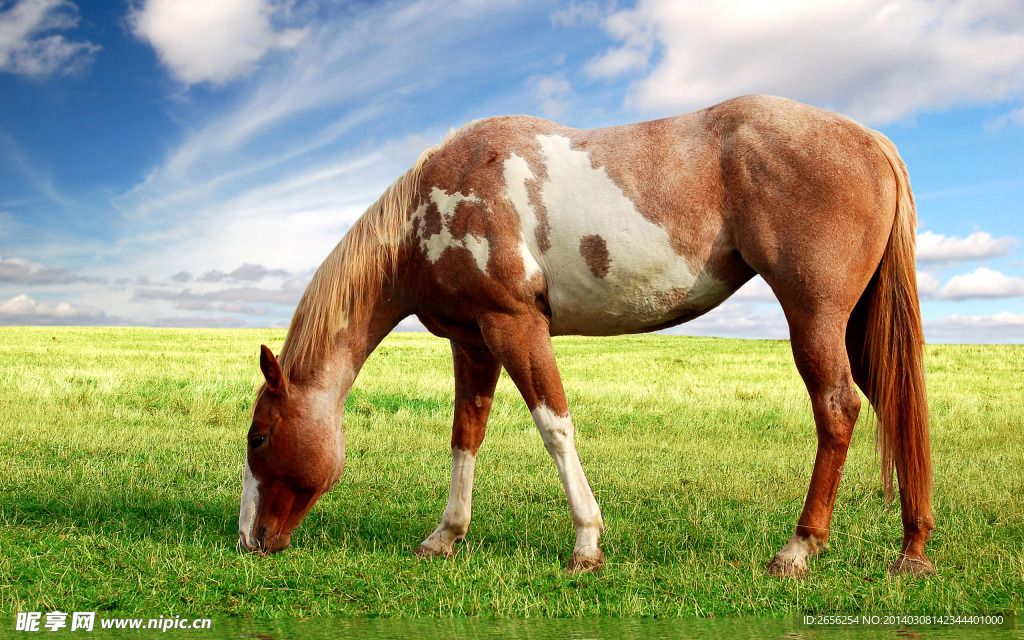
584;0;1024;123
128;0;306;85
131;280;303;308
0;255;103;284
118;0;530;219
551;1;605;28
197;263;289;283
394;316;427;332
110;144;398;280
659;299;789;339
530;74;572;118
0;293;112;325
936;267;1024;300
916;230;1016;263
925;311;1024;343
917;271;941;297
110;0;530;282
729;276;776;303
0;0;99;77
986;104;1024;131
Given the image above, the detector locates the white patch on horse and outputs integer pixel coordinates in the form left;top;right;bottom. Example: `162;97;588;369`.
410;187;490;273
519;240;542;280
503;153;543;281
504;134;728;335
418;447;477;556
530;403;604;562
238;458;259;550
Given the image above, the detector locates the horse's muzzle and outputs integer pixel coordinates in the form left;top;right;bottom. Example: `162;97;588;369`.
238;527;291;555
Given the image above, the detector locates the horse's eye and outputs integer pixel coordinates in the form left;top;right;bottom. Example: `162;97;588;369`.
249;434;267;449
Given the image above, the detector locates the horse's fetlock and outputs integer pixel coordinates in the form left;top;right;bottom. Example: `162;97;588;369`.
441;518;470;538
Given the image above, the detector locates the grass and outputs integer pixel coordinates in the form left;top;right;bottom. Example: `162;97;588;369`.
0;327;1021;618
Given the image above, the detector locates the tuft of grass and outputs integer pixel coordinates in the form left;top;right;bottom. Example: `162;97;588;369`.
0;327;1021;617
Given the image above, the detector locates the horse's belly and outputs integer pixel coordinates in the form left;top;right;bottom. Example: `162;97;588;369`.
544;257;735;336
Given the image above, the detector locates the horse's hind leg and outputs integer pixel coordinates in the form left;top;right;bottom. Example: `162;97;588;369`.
766;310;862;577
477;312;605;572
416;342;501;558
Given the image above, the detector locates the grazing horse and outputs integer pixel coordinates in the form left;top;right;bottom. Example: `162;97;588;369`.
238;95;934;576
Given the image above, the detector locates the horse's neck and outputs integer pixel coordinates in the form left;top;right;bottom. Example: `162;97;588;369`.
315;284;410;397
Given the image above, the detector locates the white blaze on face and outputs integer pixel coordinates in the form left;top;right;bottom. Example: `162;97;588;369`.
410;186;490;273
238;458;259;548
505;134;723;335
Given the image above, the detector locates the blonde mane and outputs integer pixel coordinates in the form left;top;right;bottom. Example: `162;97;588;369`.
277;125;470;379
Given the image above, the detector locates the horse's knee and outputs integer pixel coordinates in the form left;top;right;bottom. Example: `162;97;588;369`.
532;405;575;453
813;378;860;446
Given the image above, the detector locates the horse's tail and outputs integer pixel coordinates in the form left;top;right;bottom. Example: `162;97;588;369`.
849;129;932;521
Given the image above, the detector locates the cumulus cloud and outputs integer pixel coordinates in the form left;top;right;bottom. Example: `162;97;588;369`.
917;271;942;297
196;270;228;283
0;256;103;284
197;263;289;283
0;293;113;325
583;0;1024;123
128;0;306;85
729;276;777;303
229;262;289;281
660;299;789;339
530;74;573;118
917;230;1017;263
394;315;427;332
131;278;305;311
0;0;99;77
934;267;1024;300
925;311;1024;343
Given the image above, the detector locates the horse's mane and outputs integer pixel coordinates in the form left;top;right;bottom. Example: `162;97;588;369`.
277;124;471;379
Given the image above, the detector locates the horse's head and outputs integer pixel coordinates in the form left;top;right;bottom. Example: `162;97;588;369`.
238;345;346;554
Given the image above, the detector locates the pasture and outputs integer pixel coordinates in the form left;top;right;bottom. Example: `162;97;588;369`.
1;327;1021;617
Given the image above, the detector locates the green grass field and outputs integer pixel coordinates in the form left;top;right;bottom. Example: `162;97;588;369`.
1;327;1021;618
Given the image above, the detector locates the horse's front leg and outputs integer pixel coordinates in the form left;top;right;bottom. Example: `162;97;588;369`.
478;312;605;573
416;341;501;559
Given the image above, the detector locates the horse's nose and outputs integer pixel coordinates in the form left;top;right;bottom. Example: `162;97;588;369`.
238;529;257;552
240;525;290;554
260;530;292;554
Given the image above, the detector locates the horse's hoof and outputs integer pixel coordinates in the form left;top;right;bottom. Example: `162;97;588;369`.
414;538;454;559
889;554;935;577
766;554;809;578
566;548;604;573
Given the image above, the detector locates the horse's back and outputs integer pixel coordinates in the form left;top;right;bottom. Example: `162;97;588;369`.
423;111;739;334
410;96;898;335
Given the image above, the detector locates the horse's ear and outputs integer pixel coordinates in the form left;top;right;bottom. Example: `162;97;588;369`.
260;345;287;394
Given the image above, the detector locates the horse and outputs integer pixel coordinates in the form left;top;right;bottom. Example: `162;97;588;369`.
237;94;934;577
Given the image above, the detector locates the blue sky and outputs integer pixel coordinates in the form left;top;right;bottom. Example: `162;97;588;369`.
1;0;1023;342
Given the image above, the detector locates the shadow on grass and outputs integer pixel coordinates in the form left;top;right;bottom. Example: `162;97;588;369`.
4;454;841;570
6;480;576;564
